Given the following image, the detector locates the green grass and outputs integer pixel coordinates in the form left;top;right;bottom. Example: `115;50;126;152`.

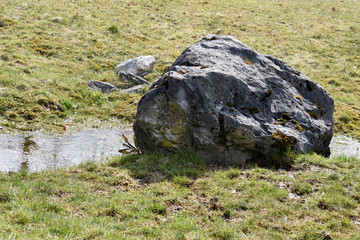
0;0;359;135
0;152;359;239
0;0;360;238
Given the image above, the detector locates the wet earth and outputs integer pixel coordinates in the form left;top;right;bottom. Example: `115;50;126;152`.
0;129;359;173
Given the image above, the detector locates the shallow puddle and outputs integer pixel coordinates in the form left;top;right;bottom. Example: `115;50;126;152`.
329;135;360;159
0;129;359;173
0;126;134;173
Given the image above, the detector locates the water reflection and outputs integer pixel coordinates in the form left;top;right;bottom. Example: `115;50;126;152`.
0;127;133;173
21;136;38;171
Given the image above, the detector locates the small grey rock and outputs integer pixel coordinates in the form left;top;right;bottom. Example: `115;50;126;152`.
118;71;149;85
119;84;147;94
0;21;5;27
115;55;155;77
0;88;7;94
51;17;63;23
88;80;116;94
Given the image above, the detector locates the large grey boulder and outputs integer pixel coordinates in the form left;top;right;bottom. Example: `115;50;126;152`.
133;35;334;167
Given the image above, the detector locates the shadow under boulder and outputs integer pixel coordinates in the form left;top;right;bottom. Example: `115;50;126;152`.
133;35;334;168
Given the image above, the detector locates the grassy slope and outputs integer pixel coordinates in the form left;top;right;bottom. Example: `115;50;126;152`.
0;0;359;135
1;152;360;239
0;0;360;239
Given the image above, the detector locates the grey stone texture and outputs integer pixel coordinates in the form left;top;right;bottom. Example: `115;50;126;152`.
119;84;147;94
88;80;116;94
118;71;150;85
133;35;334;167
115;55;155;77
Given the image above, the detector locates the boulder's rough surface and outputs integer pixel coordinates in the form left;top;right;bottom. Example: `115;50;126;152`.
133;35;334;167
115;55;155;77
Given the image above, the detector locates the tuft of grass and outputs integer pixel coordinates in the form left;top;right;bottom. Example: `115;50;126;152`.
108;25;119;34
60;96;75;110
292;180;312;195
